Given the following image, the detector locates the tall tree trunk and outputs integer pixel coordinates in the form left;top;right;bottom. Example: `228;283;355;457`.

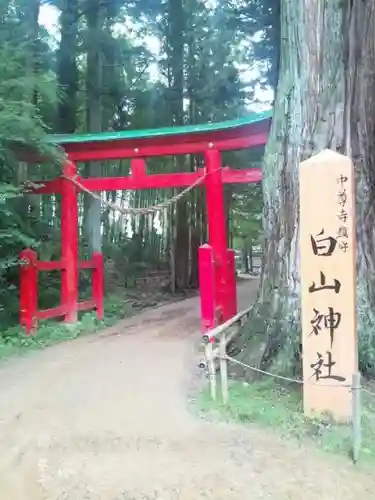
242;240;250;274
169;202;176;294
57;0;78;133
84;0;103;253
18;0;40;219
167;0;189;290
31;0;40;106
186;0;202;289
235;0;375;377
248;242;253;274
19;0;40;104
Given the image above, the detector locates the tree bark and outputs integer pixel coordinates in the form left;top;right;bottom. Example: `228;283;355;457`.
234;0;375;377
167;0;190;290
248;242;253;274
84;0;103;253
242;241;250;274
57;0;78;133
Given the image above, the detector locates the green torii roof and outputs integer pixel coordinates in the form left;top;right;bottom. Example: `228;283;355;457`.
47;109;273;145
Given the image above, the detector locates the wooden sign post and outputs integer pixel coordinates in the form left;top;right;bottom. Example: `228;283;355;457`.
300;150;357;422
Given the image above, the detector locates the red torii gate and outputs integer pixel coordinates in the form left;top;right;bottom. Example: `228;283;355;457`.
20;111;271;333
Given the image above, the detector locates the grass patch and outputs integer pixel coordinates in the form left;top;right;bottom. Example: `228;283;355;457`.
197;378;375;464
0;293;134;361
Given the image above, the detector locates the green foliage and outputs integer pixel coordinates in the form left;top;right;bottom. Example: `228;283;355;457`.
357;281;375;377
225;0;280;89
0;293;134;360
0;43;57;161
232;183;263;243
0;4;60;325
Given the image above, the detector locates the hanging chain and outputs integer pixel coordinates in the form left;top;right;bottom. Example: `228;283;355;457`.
60;170;209;216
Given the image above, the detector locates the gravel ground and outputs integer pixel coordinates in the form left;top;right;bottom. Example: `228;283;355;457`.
0;280;373;499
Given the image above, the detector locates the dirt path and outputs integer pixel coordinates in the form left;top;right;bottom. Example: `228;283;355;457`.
0;280;373;499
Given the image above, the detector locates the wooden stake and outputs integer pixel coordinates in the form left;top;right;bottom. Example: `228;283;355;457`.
134;213;140;233
148;213;153;233
220;333;228;403
205;342;216;401
163;207;168;232
352;372;361;464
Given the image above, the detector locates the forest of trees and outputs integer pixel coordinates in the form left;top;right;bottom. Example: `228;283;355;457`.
0;0;267;327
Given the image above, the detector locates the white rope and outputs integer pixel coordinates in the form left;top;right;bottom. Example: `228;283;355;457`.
61;171;207;216
221;354;353;389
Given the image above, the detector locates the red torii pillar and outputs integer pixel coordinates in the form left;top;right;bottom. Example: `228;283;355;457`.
61;160;79;322
199;148;237;331
19;159;104;332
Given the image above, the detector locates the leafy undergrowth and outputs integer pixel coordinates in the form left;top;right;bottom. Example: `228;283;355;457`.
0;294;134;361
197;378;375;465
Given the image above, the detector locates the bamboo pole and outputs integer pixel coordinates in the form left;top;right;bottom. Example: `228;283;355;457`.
220;333;228;403
205;342;217;401
352;372;361;464
203;306;252;342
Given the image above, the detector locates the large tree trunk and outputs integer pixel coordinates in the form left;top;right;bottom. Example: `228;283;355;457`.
84;0;103;253
57;0;78;133
167;0;190;290
234;0;375;377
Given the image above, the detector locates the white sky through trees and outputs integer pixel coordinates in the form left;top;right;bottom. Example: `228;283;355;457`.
38;4;273;113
